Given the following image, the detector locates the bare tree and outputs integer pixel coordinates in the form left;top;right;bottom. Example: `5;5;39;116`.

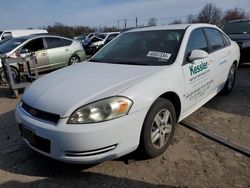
186;14;198;23
148;17;157;26
197;3;222;25
223;8;248;22
170;19;183;24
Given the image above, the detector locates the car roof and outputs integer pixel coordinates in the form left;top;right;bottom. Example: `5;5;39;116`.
125;23;217;33
11;34;72;41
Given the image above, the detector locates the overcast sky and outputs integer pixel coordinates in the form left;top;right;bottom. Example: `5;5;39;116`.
0;0;249;29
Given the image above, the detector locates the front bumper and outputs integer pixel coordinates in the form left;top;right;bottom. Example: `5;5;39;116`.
15;103;148;164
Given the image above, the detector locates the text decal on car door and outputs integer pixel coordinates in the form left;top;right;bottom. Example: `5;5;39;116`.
189;61;208;76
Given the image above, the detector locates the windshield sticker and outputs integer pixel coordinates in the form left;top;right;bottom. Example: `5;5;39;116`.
147;51;171;60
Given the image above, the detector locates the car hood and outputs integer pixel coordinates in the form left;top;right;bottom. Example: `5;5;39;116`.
22;61;162;117
228;33;250;41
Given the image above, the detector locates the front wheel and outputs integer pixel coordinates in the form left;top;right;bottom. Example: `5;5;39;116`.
68;55;80;65
0;67;19;85
221;64;236;95
140;98;176;158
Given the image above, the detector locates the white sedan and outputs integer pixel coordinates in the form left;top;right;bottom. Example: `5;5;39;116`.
15;24;240;164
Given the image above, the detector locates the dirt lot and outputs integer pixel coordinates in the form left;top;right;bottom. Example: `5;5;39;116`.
0;65;249;188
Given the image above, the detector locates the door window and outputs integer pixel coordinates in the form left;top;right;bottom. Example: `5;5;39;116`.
184;29;208;64
22;38;45;52
45;37;72;49
204;28;225;51
220;32;231;47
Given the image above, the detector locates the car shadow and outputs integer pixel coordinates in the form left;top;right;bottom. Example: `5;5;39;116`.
203;65;250;117
0;173;177;188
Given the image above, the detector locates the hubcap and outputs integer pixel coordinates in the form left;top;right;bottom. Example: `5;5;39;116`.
228;66;235;90
151;109;172;149
70;57;79;65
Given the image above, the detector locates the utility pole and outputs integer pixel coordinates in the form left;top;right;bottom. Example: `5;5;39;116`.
124;19;127;28
136;17;138;28
117;20;120;29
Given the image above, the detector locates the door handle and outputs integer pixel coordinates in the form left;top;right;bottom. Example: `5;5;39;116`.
65;49;69;52
40;52;47;56
227;51;231;55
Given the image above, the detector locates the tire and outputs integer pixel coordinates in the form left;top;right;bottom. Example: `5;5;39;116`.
68;55;80;65
140;98;176;158
0;66;19;85
221;63;236;95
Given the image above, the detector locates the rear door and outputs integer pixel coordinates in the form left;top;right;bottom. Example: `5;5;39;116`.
182;28;215;110
44;37;73;69
204;28;231;90
21;38;49;72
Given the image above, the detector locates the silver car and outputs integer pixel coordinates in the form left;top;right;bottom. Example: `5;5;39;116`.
0;35;86;83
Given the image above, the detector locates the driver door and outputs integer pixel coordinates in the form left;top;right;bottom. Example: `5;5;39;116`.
21;38;49;72
182;28;215;111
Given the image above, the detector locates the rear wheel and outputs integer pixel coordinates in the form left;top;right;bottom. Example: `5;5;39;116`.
140;98;176;158
69;55;80;65
221;63;236;95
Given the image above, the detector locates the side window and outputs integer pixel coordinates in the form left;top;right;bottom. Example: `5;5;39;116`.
45;37;72;49
22;38;44;52
220;32;231;47
105;34;118;43
185;29;208;57
91;37;102;43
204;28;225;51
2;32;13;40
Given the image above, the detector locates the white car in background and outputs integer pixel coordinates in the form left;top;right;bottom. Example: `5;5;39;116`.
15;24;240;164
0;29;48;40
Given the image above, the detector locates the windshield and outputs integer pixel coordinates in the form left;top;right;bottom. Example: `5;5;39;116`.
0;38;27;54
223;21;250;34
90;29;184;66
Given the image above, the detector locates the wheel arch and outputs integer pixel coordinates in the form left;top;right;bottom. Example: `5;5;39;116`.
233;60;238;68
159;91;182;122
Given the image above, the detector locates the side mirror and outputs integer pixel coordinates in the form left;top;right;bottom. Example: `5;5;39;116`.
20;48;29;54
188;49;208;62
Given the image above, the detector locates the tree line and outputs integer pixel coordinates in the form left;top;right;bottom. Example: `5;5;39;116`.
44;3;249;38
170;4;248;26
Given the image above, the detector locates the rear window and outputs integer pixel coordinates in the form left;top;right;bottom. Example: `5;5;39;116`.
223;21;250;34
45;37;72;49
220;32;231;47
204;28;224;51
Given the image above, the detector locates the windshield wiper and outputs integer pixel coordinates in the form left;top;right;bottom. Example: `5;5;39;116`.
116;61;148;66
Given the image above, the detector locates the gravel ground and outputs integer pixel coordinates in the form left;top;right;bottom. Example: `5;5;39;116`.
0;65;249;188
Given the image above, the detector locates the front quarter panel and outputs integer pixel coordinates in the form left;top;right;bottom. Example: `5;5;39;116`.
121;63;185;118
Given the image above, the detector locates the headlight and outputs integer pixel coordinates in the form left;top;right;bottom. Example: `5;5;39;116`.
67;96;133;124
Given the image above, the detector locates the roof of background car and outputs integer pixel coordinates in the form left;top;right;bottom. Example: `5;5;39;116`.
227;19;250;23
12;34;73;41
125;23;217;33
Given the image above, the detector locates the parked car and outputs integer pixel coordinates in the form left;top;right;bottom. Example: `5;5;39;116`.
75;32;100;43
15;24;239;164
82;34;106;55
0;35;86;84
0;29;48;40
82;32;120;55
223;19;250;64
90;32;120;52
